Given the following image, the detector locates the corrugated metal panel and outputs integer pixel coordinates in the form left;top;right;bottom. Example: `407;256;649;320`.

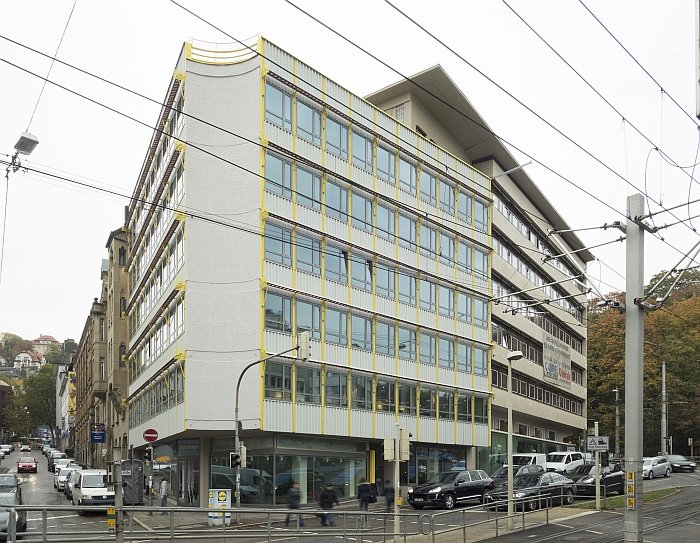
438;419;453;443
375;411;396;438
375;353;395;376
296;63;324;98
437;314;454;333
472;327;489;345
325;216;348;240
418;363;435;382
474;423;489;446
264;400;293;432
418;417;435;441
296;403;322;434
419;308;435;328
456;421;472;444
350;349;372;372
297;270;323;297
296;138;323;165
399;127;418;152
398;414;415;435
324;152;348;174
376;238;394;260
418;253;434;273
326;79;351;118
352;229;373;252
324;280;347;303
377;179;395;200
265;192;293;218
377;110;395;135
473;375;489;394
351;288;372;314
350;410;372;438
397;302;417;323
437;367;455;385
351;165;373;188
376;295;395;319
324;406;349;435
266;122;294;150
265;261;293;288
264;330;293;353
437;261;455;282
398;359;416;380
398;188;418;208
325;343;348;366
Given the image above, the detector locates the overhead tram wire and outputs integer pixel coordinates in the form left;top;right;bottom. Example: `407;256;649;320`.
383;0;700;239
578;0;700;131
499;0;700;193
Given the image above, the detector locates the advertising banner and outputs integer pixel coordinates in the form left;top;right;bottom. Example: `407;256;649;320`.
542;332;572;389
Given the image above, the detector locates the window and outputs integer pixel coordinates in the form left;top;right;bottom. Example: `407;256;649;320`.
420;224;436;256
398;271;416;305
296;299;321;340
420;171;437;206
351;257;372;291
439;233;454;263
352;131;373;172
518;423;528;436
398;214;416;249
325;307;348;345
398;383;416;415
474;346;488;376
474;249;488;279
475;199;488;232
457;242;472;272
264;223;292;266
398;327;416;360
265;82;291;131
440;182;455;214
296;366;321;404
457;342;471;372
438;285;454;317
326;117;348;160
375;263;395;299
351;314;372;351
376;321;395;356
352;375;372;410
325;371;347;407
297;101;321;145
438;337;454;368
420;387;436;417
297;234;321;275
458;192;472;223
457;393;472;421
376;380;395;412
118;247;126;267
264;292;291;332
474;396;487;423
399;157;417;194
474;298;488;328
326;181;348;222
420;279;436;311
265;153;292;198
376;146;396;184
352;193;373;232
297;168;321;210
376;204;395;241
265;362;292;400
457;292;471;323
325;245;348;284
420;332;436;366
438;390;454;419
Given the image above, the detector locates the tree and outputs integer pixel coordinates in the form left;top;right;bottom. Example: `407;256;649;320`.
0;333;33;364
645;269;700;304
44;344;69;366
22;365;57;442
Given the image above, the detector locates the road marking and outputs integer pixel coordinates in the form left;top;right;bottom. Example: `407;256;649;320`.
27;514;78;522
586;529;603;534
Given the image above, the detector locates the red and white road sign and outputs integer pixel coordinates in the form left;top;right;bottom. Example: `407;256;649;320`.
143;428;158;442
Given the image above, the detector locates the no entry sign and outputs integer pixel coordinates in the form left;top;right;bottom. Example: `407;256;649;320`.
143;428;158;442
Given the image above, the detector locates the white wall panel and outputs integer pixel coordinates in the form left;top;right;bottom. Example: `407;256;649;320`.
438;419;453;443
474;423;489;446
376;295;395;319
418;254;434;273
350;349;372;372
398;359;417;380
375;411;396;439
324;406;349;436
418;417;436;442
265;192;293;218
473;375;489;394
264;330;293;353
326;217;349;241
418;363;436;382
264;261;292;288
437;367;455;385
350;410;372;438
352;229;373;251
437;314;454;334
456;421;472;445
377;179;396;200
264;400;292;432
398;188;418;209
397;246;417;267
397;302;417;323
265;123;294;150
296;403;322;434
296;206;323;232
419;308;436;328
376;238;394;259
324;280;347;303
351;288;372;313
296;138;322;164
351;166;373;190
472;327;489;345
398;414;416;436
296;270;322;297
375;354;395;376
325;343;348;366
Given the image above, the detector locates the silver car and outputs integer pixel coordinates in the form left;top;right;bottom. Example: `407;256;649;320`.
642;456;671;479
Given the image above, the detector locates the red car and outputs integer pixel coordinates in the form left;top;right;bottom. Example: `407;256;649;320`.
17;456;38;473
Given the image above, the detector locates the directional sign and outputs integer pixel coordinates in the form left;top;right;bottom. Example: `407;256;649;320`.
586;436;609;451
143;428;159;443
90;423;106;443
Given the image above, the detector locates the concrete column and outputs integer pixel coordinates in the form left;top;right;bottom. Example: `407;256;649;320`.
199;437;211;508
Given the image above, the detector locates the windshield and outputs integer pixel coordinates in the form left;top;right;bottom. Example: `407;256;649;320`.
547;453;567;463
59;468;76;478
18;457;35;463
643;458;652;466
512;475;542;488
82;474;107;488
0;475;16;487
569;464;595;477
426;472;458;485
666;455;687;462
512;456;534;466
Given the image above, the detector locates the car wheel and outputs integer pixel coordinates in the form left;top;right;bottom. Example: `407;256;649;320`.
442;493;456;509
525;499;537;512
665;468;670;477
563;489;574;506
410;504;423;510
479;490;487;504
648;471;654;479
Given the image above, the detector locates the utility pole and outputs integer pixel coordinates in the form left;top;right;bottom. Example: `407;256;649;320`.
114;448;124;543
624;193;645;543
613;388;621;459
661;360;667;455
595;422;601;511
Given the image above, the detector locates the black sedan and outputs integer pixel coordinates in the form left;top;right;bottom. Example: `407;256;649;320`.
666;455;696;473
484;472;575;511
407;470;494;509
571;463;624;497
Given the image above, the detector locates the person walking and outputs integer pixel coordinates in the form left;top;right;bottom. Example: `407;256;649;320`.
357;477;373;528
383;479;395;513
318;483;339;527
285;482;304;527
159;477;169;515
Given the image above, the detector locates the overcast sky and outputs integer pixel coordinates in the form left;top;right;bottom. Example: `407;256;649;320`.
1;0;698;342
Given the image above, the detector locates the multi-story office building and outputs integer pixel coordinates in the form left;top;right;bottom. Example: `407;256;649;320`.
125;38;589;507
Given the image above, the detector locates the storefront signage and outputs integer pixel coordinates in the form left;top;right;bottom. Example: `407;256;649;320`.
90;423;106;443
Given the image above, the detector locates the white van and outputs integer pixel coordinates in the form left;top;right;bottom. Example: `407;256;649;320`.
546;451;585;474
71;469;114;513
505;453;548;470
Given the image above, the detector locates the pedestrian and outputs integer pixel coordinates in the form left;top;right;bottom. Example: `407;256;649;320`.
357;476;373;526
285;482;304;527
318;483;339;526
383;479;395;513
159;477;169;515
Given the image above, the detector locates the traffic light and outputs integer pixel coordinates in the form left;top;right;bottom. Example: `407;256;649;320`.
383;438;395;461
601;451;609;467
239;445;247;468
231;452;241;468
298;331;311;361
144;448;151;462
399;428;411;461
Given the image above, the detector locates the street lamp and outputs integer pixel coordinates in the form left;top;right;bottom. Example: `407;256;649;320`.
506;350;523;530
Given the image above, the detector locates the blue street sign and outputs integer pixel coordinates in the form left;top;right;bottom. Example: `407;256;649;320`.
90;423;106;443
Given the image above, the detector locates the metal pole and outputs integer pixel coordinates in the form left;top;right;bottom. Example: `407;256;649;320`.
594;421;601;511
114;447;124;543
506;359;514;530
661;360;667;455
394;424;400;543
624;193;645;542
147;445;153;515
614;389;621;459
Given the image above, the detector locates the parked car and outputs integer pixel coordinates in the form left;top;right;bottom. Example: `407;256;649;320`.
0;450;5;460
64;470;79;500
546;451;585;474
53;458;74;474
572;463;625;496
17;456;38;473
0;474;22;503
71;469;115;514
505;453;548;470
666;455;696;473
491;464;544;485
54;466;78;491
642;456;671;479
19;445;30;453
407;470;494;510
0;489;27;535
484;472;575;511
48;451;67;472
0;445;12;456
